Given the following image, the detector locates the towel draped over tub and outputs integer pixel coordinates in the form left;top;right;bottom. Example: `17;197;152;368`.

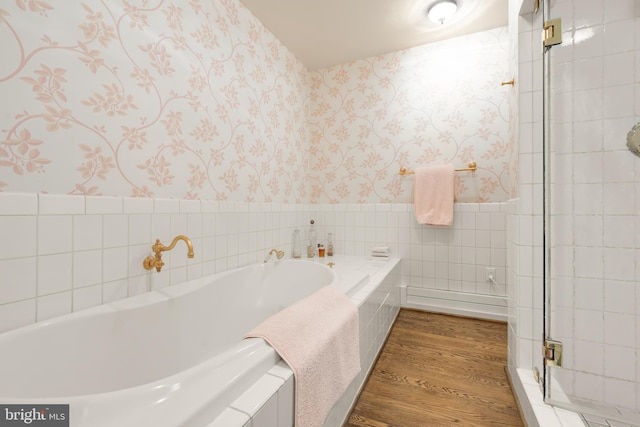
245;285;360;427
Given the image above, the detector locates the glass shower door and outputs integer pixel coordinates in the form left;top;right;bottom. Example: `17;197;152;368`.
542;0;640;424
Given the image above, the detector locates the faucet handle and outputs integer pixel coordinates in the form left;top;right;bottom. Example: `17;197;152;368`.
143;255;163;271
265;249;285;263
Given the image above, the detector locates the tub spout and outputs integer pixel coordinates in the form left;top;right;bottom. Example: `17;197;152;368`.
143;235;195;272
264;248;285;263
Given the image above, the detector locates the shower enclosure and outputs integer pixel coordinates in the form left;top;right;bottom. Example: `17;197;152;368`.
542;0;640;424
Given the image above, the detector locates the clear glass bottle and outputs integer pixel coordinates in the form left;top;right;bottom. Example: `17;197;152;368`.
327;232;333;256
292;229;302;258
307;220;317;258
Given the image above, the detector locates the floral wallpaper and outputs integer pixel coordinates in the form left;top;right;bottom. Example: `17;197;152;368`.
507;2;519;199
307;28;511;203
0;0;512;205
0;0;310;202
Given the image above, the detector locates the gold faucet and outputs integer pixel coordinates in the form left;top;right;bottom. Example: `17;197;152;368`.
143;235;195;272
264;248;285;263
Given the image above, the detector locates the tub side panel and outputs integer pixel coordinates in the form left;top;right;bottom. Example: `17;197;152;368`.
326;261;401;427
218;259;402;427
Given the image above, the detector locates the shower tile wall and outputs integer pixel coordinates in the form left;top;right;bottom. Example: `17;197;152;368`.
511;0;640;419
548;0;640;412
508;6;545;378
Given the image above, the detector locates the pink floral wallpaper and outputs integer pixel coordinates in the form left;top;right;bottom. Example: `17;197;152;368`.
307;28;511;203
0;1;512;205
0;0;309;202
507;10;519;199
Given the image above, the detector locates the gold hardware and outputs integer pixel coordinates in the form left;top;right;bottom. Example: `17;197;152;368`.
270;248;285;259
399;161;477;176
533;366;541;383
501;78;515;86
327;262;335;268
264;248;285;263
534;0;539;14
543;339;563;367
544;18;562;48
143;235;195;272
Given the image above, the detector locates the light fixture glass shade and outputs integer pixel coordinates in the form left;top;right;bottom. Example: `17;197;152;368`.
427;0;458;24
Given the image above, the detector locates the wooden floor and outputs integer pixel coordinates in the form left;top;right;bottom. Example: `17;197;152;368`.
346;309;524;427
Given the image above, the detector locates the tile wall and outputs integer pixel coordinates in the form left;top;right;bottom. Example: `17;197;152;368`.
510;0;640;424
545;0;640;415
311;202;510;320
0;192;312;333
0;191;510;334
508;4;545;377
311;202;509;297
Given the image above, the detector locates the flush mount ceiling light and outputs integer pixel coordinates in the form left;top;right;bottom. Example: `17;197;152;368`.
427;0;458;24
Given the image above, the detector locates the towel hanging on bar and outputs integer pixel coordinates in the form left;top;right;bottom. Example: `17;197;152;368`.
413;164;455;226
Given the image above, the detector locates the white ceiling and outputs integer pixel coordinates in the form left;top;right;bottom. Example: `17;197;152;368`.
240;0;509;70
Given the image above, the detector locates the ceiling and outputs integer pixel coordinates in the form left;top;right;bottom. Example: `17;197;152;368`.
240;0;509;70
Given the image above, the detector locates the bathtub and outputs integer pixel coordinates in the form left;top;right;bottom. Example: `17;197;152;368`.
0;256;400;427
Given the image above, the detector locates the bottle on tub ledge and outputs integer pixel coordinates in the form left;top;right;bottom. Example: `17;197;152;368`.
307;220;317;258
292;229;302;258
327;232;333;257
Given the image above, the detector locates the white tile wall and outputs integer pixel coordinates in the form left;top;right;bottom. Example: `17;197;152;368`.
314;202;509;298
508;0;546;385
0;193;321;333
547;0;640;418
0;216;36;259
510;0;640;425
0;258;36;305
0;193;512;334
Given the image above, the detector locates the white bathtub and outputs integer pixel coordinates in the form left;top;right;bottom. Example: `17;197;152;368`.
0;258;378;427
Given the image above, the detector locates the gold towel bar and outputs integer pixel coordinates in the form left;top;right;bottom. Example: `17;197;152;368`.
399;161;477;175
501;78;515;86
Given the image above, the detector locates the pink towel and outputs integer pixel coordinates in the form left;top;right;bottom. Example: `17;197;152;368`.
245;286;360;427
414;164;455;225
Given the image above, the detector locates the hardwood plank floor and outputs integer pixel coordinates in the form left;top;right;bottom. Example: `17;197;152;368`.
346;309;524;427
